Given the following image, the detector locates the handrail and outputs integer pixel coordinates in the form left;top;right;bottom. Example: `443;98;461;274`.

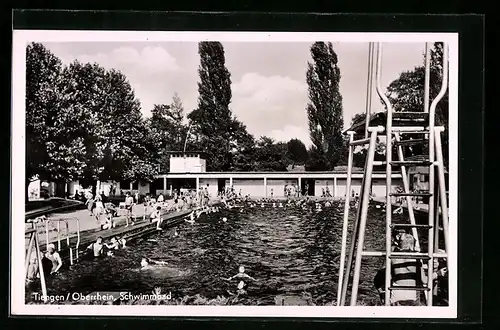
28;216;81;265
337;131;355;306
374;42;395;306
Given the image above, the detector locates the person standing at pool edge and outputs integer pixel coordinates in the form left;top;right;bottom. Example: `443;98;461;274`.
124;192;135;227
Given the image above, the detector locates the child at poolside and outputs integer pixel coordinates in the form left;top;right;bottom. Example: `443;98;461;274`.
124;192;135;227
150;206;163;230
143;194;152;221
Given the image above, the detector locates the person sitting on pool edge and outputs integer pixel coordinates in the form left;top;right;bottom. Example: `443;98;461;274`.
150;206;163;230
225;265;256;282
140;257;168;270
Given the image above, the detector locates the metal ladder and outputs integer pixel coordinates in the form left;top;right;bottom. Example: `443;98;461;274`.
337;42;450;306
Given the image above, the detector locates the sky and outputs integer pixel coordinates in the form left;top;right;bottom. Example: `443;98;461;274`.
44;41;425;147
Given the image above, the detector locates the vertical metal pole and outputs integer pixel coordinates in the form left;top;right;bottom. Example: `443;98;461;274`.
45;221;49;247
364;42;374;139
424;43;431;113
394;133;421;252
350;129;379;306
434;174;440;253
25;232;35;278
34;228;48;302
428;42;448;306
340;135;364;305
76;220;80;261
66;221;72;265
334;177;337;198
57;221;61;251
434;128;450;260
337;132;354;306
374;42;394;306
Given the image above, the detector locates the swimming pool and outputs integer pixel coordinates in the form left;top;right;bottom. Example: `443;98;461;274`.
25;200;433;306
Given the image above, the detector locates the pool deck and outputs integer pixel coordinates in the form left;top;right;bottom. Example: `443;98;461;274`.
25;199;220;262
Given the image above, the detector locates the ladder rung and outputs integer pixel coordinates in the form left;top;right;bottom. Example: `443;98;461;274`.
391;126;429;133
390;161;433;166
390;223;432;229
361;251;447;258
393;138;427;146
389;285;430;291
389;252;431;260
390;192;432;197
350;138;370;146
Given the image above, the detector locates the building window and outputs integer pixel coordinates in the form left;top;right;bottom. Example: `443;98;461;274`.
132;181;139;190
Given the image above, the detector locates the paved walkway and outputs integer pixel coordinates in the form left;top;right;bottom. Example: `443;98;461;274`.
24;198;217;249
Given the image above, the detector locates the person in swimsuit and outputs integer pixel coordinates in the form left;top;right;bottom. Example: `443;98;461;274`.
143;194;152;221
105;237;120;250
87;237;105;257
140;257;168;270
44;243;63;275
124;192;135;227
150;206;163;230
225;265;256;281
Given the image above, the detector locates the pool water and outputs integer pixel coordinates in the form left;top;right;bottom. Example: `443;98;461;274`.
26;200;433;306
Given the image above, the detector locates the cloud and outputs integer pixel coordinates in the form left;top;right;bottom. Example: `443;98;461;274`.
233;72;307;104
71;46;181;74
266;125;312;148
231;72;310;144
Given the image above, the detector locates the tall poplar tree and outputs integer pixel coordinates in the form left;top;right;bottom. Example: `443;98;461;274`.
305;42;344;171
188;41;252;171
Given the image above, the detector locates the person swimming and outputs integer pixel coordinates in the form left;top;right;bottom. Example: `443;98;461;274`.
225;265;256;281
140;257;168;270
227;280;247;296
222;217;228;223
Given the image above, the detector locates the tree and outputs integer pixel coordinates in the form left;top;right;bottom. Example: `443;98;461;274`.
287;138;309;165
25;42;64;195
385;42;449;168
254;137;290;171
188;41;250;171
305;42;344;170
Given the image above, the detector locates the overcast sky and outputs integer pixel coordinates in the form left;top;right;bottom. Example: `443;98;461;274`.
44;41;425;147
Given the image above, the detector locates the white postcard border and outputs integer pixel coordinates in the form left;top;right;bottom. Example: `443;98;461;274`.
11;30;459;318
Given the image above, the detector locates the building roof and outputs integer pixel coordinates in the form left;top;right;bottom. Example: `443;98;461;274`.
166;151;208;157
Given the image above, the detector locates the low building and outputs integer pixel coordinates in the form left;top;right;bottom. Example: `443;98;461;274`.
30;151;405;200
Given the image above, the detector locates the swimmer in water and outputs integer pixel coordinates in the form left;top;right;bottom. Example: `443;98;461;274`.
278;202;283;208
222;217;228;222
225;265;256;281
140;257;168;270
185;211;196;224
227;280;247;296
261;203;265;208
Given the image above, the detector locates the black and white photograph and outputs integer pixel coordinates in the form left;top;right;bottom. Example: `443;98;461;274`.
11;30;458;318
